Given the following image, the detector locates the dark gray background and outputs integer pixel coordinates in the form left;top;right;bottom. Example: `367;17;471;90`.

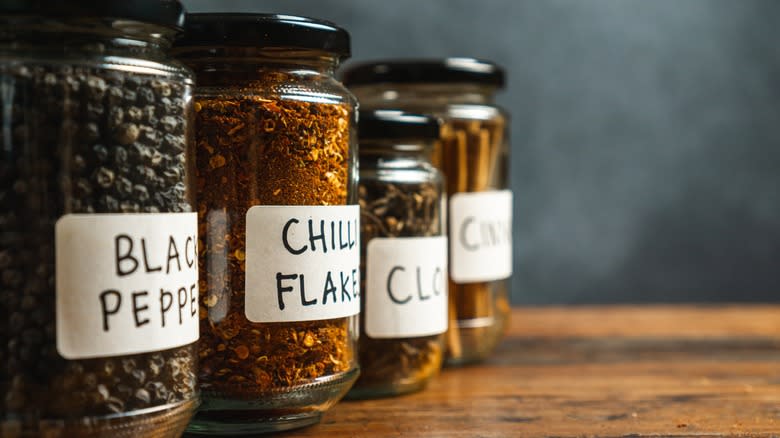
184;0;780;304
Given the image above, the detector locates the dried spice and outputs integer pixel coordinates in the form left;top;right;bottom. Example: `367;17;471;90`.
343;58;512;365
438;117;511;362
355;178;445;393
193;80;354;399
0;63;196;435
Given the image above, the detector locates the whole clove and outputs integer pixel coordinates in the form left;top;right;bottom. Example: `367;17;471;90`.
355;179;445;393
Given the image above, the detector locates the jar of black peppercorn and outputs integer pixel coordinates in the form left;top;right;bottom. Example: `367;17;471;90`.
0;1;198;437
344;58;512;366
349;110;447;399
172;14;359;434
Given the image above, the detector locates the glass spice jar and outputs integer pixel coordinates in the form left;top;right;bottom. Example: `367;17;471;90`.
172;14;360;434
349;110;447;399
0;2;199;437
344;58;513;366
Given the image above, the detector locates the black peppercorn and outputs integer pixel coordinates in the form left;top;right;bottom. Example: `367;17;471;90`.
116;122;140;145
0;63;196;427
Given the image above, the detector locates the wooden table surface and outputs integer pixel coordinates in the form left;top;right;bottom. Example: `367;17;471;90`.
285;305;780;437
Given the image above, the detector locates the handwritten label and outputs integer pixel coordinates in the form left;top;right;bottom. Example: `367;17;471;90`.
55;213;199;360
245;205;361;322
365;236;448;338
450;190;513;283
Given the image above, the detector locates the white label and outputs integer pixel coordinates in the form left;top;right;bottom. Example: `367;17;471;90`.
56;213;199;360
450;190;513;283
245;205;361;322
365;236;448;338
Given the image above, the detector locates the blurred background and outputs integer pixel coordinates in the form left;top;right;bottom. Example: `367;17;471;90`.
184;0;780;305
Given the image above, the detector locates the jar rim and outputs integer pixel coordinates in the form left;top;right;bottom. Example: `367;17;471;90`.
174;13;351;60
0;0;185;31
343;58;505;88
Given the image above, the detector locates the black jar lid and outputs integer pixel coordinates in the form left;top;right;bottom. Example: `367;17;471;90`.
174;13;351;59
359;110;440;141
343;58;505;88
0;0;185;31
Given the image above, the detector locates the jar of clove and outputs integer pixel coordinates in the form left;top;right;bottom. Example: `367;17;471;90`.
349;110;447;399
344;58;513;365
173;13;359;434
0;2;199;437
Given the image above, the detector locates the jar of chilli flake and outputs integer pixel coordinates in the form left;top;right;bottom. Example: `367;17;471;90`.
0;1;198;437
173;13;359;434
344;58;513;366
349;110;447;399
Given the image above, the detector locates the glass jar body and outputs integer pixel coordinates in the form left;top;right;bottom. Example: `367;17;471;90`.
0;17;198;438
350;140;446;398
182;53;359;434
352;84;512;365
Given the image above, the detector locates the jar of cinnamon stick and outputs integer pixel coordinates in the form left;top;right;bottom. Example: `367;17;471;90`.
350;110;447;398
173;13;359;434
344;58;512;365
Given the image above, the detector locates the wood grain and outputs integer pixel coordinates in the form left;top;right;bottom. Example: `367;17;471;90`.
285;305;780;437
